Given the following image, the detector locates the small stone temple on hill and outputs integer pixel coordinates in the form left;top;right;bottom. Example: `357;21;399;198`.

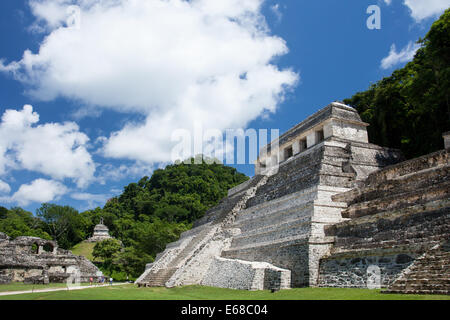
85;218;113;243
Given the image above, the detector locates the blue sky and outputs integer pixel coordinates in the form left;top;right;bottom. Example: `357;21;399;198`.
0;0;448;213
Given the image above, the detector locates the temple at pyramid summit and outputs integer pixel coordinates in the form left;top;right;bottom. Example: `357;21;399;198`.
136;102;449;294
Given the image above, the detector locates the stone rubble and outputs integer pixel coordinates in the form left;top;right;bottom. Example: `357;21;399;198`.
0;235;101;284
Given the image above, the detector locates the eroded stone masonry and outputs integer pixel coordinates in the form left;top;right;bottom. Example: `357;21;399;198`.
0;233;101;284
136;102;449;294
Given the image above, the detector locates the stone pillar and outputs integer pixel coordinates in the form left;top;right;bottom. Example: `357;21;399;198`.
279;149;285;162
306;132;316;148
443;132;450;150
38;245;43;255
323;122;333;139
292;140;300;155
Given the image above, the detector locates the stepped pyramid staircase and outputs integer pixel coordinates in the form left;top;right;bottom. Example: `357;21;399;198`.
135;175;268;287
322;149;449;292
385;241;450;295
333;149;449;221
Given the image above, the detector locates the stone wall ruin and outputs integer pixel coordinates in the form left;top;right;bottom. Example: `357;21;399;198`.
0;233;101;284
136;102;448;294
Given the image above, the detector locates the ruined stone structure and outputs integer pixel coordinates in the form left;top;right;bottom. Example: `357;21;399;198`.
136;102;406;290
136;102;448;293
0;233;101;284
85;218;113;243
318;149;449;294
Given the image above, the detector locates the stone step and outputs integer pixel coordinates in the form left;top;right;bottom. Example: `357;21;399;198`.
333;151;449;205
234;203;313;235
169;227;214;268
333;164;449;205
193;176;268;228
330;221;448;250
342;183;450;218
386;241;450;294
230;219;311;249
392;278;450;285
139;226;215;286
236;187;317;223
193;193;250;227
224;234;310;254
365;150;448;185
389;285;450;292
247;152;325;207
141;267;178;287
384;289;450;295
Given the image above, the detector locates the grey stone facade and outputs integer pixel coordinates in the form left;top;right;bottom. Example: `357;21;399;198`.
136;102;405;290
318;149;449;294
0;234;101;284
85;219;113;243
202;257;290;290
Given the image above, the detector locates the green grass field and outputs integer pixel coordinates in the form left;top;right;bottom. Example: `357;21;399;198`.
0;284;449;300
70;242;98;261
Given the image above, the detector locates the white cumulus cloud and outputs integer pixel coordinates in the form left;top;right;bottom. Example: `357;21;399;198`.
0;105;95;187
2;179;68;206
71;192;111;209
97;162;154;184
0;0;298;165
403;0;449;21
380;41;421;69
384;0;449;21
0;180;10;194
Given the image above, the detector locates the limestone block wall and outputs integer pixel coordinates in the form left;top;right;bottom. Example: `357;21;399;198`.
318;150;450;289
223;187;316;287
202;257;291;291
318;207;449;288
135;103;403;290
319;251;418;288
224;239;310;287
248;146;324;208
223;137;400;287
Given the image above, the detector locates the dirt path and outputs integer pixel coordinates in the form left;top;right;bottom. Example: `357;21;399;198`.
0;282;130;296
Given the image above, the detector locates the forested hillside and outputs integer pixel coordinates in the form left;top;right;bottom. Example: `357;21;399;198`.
344;9;449;159
0;157;248;278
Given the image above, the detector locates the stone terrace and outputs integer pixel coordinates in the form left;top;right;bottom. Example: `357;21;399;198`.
318;149;449;292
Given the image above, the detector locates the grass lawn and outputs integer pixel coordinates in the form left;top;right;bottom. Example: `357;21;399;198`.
70;242;99;261
0;284;449;300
